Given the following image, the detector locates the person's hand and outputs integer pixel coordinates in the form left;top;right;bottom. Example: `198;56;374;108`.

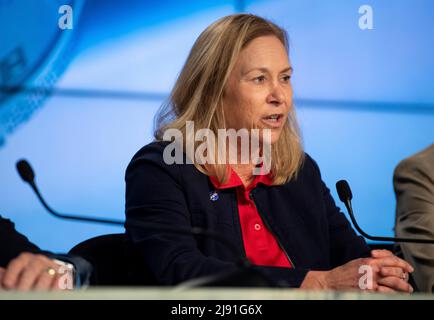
0;252;72;291
370;249;414;293
300;251;414;293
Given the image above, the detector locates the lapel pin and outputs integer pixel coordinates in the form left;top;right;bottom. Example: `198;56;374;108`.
209;190;219;201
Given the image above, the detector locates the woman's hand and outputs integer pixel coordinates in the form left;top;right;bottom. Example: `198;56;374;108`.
370;249;413;293
0;252;71;291
300;249;414;293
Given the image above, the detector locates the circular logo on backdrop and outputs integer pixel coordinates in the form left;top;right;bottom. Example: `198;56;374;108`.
0;0;84;147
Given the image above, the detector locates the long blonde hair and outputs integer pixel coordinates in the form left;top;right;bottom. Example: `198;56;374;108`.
154;14;304;185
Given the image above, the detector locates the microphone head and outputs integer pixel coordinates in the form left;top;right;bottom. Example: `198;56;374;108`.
336;180;353;202
16;159;35;184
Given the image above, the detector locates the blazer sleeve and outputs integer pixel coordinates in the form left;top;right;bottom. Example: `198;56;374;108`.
394;154;434;292
125;148;239;285
0;216;41;267
307;156;371;267
125;145;309;287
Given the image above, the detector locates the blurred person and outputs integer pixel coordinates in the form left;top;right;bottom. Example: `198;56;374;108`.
394;143;434;292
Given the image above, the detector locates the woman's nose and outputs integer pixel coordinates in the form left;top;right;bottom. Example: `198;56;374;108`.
266;83;286;105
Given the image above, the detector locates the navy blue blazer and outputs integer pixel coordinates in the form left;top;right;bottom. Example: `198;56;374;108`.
125;141;370;287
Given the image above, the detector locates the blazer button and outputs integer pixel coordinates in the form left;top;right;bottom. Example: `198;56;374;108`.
254;223;261;231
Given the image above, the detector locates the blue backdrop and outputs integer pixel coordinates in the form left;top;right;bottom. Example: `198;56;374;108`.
0;0;433;252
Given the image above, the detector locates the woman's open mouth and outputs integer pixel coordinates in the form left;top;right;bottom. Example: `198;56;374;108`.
261;114;284;128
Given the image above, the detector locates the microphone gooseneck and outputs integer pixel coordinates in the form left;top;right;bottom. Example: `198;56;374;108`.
336;179;434;244
16;159;124;226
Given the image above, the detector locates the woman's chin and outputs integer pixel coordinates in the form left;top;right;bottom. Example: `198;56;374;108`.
258;131;281;145
270;135;281;145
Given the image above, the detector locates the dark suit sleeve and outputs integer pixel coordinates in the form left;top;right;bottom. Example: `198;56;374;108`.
308;156;371;266
0;215;92;286
0;216;41;267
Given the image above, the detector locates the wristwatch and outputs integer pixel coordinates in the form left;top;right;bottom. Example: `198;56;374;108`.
53;259;76;289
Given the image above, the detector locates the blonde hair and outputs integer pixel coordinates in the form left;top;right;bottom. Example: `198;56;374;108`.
154;14;304;185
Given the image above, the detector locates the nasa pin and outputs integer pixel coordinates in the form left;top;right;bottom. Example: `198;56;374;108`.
209;190;219;202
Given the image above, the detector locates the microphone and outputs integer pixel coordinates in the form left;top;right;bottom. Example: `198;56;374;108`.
16;159;275;286
336;179;434;244
16;159;124;226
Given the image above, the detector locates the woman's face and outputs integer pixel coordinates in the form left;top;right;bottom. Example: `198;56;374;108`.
222;35;293;145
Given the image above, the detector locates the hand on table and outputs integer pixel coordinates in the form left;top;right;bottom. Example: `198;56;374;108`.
0;252;73;291
301;249;414;293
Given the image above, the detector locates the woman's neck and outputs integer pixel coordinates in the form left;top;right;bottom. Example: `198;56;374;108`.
231;163;255;188
228;141;262;187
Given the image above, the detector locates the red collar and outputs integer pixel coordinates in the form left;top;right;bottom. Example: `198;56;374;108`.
209;166;273;190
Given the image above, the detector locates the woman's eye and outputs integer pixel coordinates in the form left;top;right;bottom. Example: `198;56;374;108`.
253;75;266;83
281;75;291;82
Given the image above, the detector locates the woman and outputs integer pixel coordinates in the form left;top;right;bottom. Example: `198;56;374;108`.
125;14;413;292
